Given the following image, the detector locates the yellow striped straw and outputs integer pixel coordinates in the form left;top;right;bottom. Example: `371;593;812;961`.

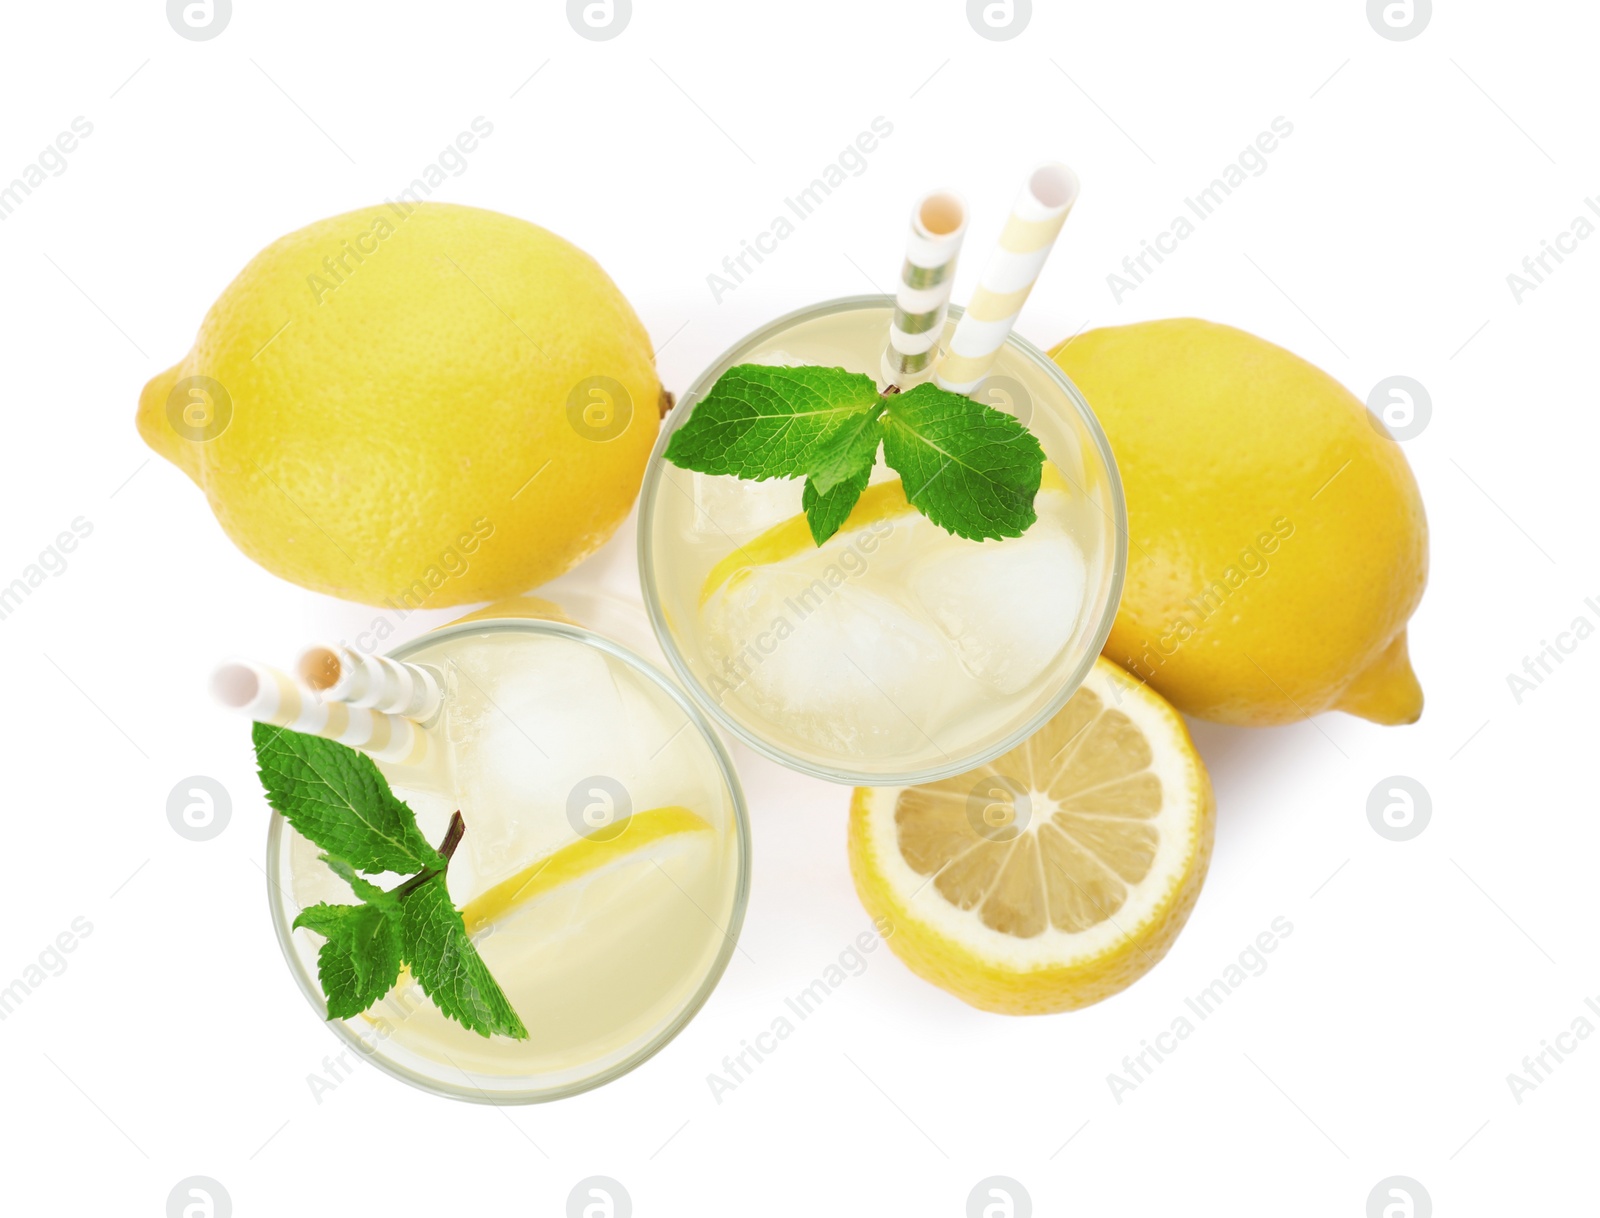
935;163;1080;395
211;661;431;765
296;643;444;725
881;191;968;387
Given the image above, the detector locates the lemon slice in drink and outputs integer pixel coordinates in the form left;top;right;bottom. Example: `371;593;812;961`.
700;464;1074;606
848;658;1214;1014
462;805;712;932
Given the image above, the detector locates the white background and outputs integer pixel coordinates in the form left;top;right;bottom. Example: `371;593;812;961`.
1;0;1593;1213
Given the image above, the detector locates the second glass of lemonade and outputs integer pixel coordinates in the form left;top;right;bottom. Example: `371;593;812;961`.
640;296;1127;785
268;600;750;1103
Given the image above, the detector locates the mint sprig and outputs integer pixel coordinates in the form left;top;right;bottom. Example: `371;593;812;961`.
664;364;1045;544
256;724;528;1040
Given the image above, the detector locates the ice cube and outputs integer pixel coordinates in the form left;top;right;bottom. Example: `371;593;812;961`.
445;634;641;890
909;523;1087;695
690;472;805;538
703;569;955;757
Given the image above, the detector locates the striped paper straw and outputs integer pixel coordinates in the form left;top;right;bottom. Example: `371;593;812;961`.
935;163;1080;395
881;191;969;386
211;661;431;765
297;644;444;724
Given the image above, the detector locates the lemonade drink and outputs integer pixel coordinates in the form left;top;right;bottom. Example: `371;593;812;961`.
640;297;1125;784
268;613;749;1102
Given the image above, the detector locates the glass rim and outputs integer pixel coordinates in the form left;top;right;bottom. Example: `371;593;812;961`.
636;293;1129;787
265;613;754;1105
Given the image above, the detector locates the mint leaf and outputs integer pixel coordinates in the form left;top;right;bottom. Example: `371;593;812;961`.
253;723;442;876
801;403;884;543
802;469;874;546
881;382;1045;541
664;365;880;480
802;467;871;545
322;855;398;911
808;400;886;496
399;872;528;1040
293;901;403;1019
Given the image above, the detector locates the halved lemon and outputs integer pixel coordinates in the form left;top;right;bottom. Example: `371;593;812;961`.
461;805;712;932
849;657;1214;1014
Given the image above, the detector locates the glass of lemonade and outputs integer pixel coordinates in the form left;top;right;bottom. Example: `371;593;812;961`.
639;296;1126;785
267;596;750;1103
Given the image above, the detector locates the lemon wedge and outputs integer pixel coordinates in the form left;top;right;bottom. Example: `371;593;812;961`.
462;805;712;933
848;658;1214;1014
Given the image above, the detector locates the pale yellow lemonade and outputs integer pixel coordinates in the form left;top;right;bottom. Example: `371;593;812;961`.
273;618;747;1100
644;299;1123;783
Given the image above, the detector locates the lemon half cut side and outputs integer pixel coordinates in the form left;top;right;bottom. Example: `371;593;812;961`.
849;658;1214;1015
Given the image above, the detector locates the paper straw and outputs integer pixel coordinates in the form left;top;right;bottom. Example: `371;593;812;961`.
297;644;444;724
935;163;1080;395
881;191;969;386
211;661;430;765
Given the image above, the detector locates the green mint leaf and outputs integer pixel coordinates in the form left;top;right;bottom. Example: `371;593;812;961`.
253;723;443;876
322;855;399;911
802;467;872;545
293;901;403;1020
664;364;880;480
399;872;528;1040
880;382;1045;542
808;401;885;496
801;402;884;544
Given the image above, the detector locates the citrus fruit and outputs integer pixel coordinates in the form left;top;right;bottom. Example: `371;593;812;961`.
1052;319;1426;726
848;657;1213;1014
137;202;660;606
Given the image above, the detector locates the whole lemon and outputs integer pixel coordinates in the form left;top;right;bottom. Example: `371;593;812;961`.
138;202;659;607
1052;319;1426;726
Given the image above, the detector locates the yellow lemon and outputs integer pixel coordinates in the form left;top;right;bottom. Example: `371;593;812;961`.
137;202;660;606
1052;319;1426;726
849;658;1213;1015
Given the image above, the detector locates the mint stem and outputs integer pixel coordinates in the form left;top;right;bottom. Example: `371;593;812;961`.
435;811;465;863
393;811;465;898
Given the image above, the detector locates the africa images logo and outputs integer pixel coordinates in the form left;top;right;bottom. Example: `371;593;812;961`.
967;1176;1031;1218
567;1177;631;1218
